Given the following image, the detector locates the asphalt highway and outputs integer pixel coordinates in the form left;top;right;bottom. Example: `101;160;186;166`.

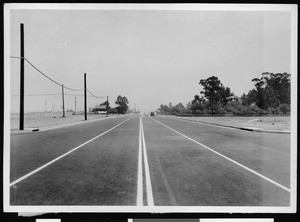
9;114;290;206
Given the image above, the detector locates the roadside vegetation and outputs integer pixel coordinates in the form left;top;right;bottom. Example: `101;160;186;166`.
158;72;291;117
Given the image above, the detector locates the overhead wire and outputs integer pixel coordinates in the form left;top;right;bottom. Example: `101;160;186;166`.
10;93;104;98
86;89;104;99
10;56;62;87
10;56;102;97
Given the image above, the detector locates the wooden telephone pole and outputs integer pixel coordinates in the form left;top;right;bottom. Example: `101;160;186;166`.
84;73;87;120
19;23;24;130
62;84;65;117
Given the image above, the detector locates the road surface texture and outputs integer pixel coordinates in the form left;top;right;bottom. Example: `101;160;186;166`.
10;115;290;206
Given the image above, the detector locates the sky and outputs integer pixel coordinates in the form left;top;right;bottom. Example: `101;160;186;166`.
8;5;293;113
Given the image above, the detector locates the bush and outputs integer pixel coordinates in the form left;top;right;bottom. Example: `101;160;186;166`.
109;108;118;114
243;106;257;116
277;103;290;115
267;107;279;115
225;101;246;116
257;108;267;116
225;102;268;116
218;109;227;115
247;105;261;114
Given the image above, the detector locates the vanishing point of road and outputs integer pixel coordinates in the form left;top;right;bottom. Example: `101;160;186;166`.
10;114;290;206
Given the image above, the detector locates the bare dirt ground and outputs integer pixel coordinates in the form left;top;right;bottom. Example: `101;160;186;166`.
184;116;291;131
10;112;290;132
10;111;110;130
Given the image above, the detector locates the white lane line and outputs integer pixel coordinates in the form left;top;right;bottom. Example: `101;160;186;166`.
151;117;290;193
141;116;155;206
136;117;143;206
10;117;133;187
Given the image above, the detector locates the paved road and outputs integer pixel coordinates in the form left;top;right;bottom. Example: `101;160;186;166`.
9;114;290;206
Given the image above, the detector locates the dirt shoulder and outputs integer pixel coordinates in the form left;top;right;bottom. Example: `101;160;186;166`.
179;116;290;132
10;111;113;131
10;112;291;133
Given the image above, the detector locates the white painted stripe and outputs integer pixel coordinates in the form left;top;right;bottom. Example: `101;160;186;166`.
10;117;133;187
141;117;155;206
151;117;290;193
136;117;143;206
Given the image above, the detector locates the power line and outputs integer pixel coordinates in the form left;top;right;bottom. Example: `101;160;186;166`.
11;56;83;91
68;93;104;98
63;85;84;92
11;93;105;98
11;93;61;97
86;89;103;99
10;56;103;97
11;56;62;87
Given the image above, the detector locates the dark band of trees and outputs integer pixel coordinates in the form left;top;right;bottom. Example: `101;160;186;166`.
158;72;290;117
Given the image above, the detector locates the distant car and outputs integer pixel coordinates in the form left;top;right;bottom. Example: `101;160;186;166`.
150;112;155;116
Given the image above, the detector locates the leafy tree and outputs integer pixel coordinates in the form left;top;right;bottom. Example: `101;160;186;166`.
191;95;206;104
158;102;187;115
277;73;291;104
191;95;200;104
264;86;280;109
199;76;223;116
115;95;129;114
240;93;248;106
262;72;291;105
251;77;265;109
220;86;234;107
185;102;192;114
158;104;170;115
173;103;186;115
252;72;291;110
188;95;206;114
243;89;257;106
225;100;246;116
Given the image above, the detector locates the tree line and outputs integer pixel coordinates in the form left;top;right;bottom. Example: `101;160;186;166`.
158;72;291;116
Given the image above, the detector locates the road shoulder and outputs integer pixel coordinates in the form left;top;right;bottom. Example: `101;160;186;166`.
172;116;290;134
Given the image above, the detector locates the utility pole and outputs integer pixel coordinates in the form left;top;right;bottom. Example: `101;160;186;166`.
106;96;108;117
62;84;65;117
84;73;87;120
75;96;77;114
19;23;24;130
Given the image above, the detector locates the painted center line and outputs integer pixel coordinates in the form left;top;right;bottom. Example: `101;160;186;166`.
150;117;290;193
141;117;154;206
10;117;133;187
136;117;143;206
136;116;154;206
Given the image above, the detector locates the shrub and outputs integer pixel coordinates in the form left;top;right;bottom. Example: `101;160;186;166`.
267;107;280;115
225;102;268;116
257;108;267;116
225;101;247;116
277;103;290;115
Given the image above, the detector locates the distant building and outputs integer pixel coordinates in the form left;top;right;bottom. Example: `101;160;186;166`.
92;104;107;114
